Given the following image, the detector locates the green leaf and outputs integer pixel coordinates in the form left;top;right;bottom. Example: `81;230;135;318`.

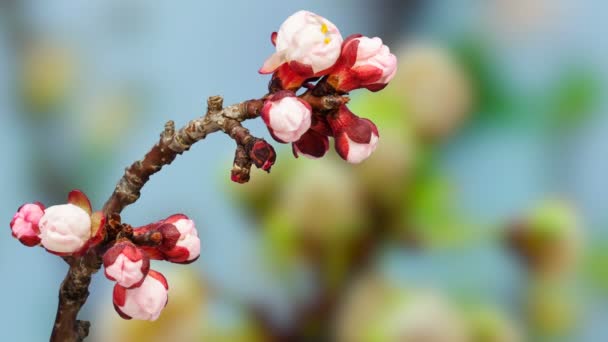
546;67;600;129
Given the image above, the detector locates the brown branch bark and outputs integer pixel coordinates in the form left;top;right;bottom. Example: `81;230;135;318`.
49;88;346;341
102;96;264;214
49;95;263;342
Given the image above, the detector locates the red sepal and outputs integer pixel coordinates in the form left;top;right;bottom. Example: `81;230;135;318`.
340;34;364;67
270;32;277;46
328;105;379;161
310;115;333;137
112;284;132;320
147;270;169;290
139;246;166;260
352;65;384;86
113;303;132;320
288;60;315;78
163;214;189;225
168;254;200;265
158;223;180;250
113;283;127;307
292;129;330;159
67;190;92;216
162;246;191;264
248;139;277;172
17;235;41;247
364;82;388;92
88;211;106;248
334;132;350;161
273;64;308;91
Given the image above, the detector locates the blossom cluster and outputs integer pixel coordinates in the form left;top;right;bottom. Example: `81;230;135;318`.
258;10;397;164
9;10;394;329
10;190;201;321
10;190;105;254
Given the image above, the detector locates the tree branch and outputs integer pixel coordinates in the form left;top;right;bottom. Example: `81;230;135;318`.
102;96;265;214
50;86;346;341
50;95;263;342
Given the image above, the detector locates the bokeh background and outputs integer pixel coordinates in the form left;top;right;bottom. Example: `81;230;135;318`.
1;0;607;341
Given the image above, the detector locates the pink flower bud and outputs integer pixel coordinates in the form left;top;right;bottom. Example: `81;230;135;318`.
104;240;150;289
160;214;201;264
260;10;343;79
113;269;168;321
67;189;105;249
10;202;45;247
328;35;398;92
328;105;379;164
292;129;330;159
262;91;312;143
248;139;276;171
39;204;92;255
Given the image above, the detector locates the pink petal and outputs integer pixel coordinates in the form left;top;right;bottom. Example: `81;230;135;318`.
259;52;284;74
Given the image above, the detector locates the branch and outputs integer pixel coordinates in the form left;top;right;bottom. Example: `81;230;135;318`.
50;253;99;342
102;96;265;214
49;88;346;341
50;95;263;342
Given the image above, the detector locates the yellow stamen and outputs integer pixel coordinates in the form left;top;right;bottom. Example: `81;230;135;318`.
321;23;328;34
324;37;331;44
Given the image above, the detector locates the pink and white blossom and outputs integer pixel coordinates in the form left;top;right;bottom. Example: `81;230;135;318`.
39;204;92;255
260;10;343;77
113;269;169;321
104;240;150;288
10;202;45;246
161;214;201;264
262;91;312;143
328;105;380;164
11;190;105;254
329;35;397;92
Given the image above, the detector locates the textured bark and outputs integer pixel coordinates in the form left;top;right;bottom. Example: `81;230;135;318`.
49;88;346;341
49;96;263;342
50;254;98;342
102;97;264;214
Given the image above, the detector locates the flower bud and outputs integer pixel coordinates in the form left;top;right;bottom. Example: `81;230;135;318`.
292;129;330;159
230;168;250;184
39;203;92;255
395;44;472;140
248;139;276;171
230;145;252;184
507;199;582;277
328;105;379;164
262;91;312;143
260;10;343;83
10;203;45;247
104;240;150;289
160;214;201;264
66;189;105;248
328;35;397;92
113;269;168;321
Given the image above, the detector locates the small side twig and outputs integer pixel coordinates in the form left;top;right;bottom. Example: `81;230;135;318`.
102;97;265;215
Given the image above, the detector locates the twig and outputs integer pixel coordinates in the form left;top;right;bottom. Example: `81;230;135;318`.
50;95;262;342
49;87;346;341
102;96;265;214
